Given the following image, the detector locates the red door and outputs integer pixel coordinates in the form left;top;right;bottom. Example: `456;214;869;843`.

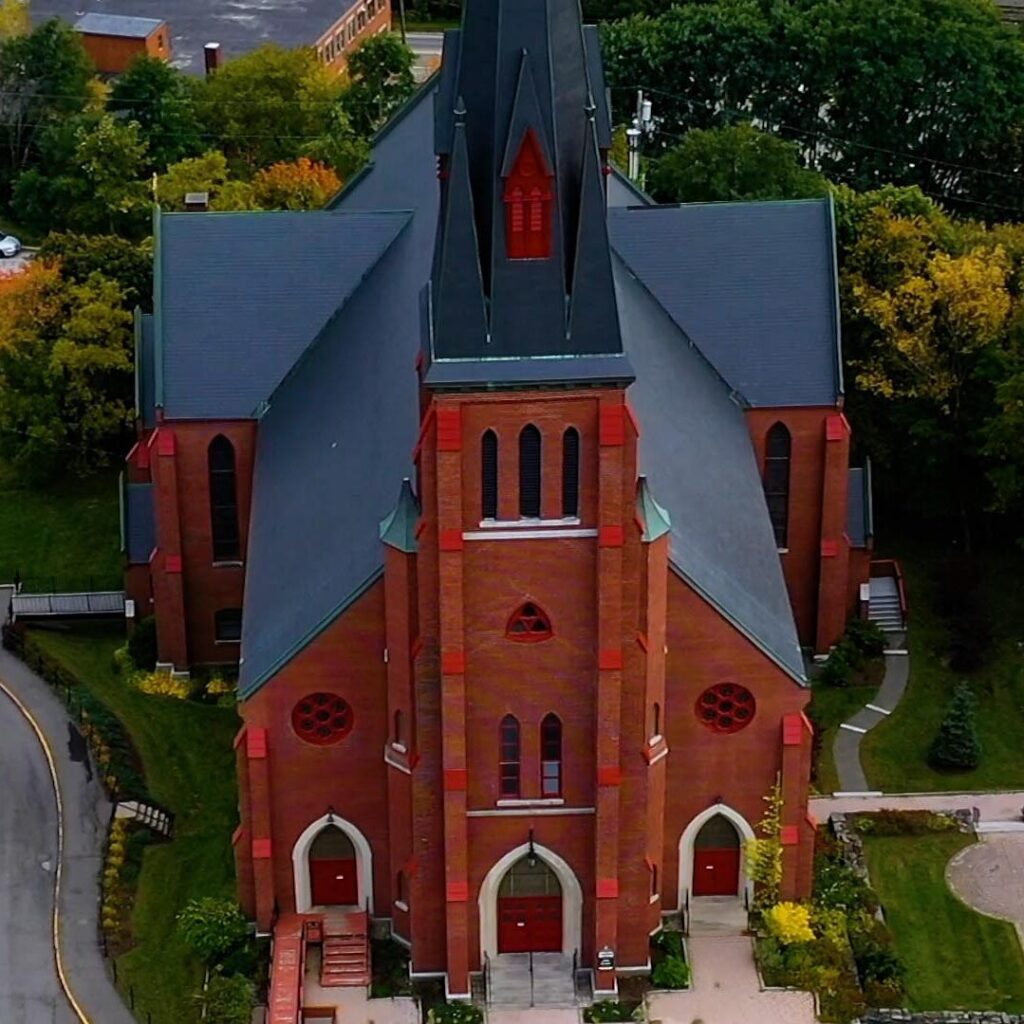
498;896;562;953
693;848;740;896
310;858;358;906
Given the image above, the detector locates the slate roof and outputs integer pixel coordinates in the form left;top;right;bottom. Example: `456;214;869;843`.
155;211;410;420
609;201;842;407
75;12;163;36
616;257;805;681
123;482;155;565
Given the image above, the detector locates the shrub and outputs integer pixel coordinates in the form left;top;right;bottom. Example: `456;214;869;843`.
853;809;959;836
427;1004;483;1024
583;1001;639;1023
127;616;158;671
137;670;193;700
845;618;886;659
176;898;249;964
651;954;689;989
928;682;981;771
819;645;852;687
766;902;815;945
852;933;904;985
205;675;235;697
203;972;255;1024
650;929;684;959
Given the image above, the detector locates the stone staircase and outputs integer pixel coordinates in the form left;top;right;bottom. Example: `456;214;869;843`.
867;576;904;632
488;952;575;1007
319;911;369;988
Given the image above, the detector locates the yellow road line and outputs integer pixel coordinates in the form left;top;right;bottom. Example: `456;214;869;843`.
0;677;93;1024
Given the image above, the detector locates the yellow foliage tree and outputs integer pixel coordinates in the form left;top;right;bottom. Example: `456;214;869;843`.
0;0;30;40
745;775;783;912
765;902;815;945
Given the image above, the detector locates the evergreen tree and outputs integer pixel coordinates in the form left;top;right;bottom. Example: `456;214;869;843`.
928;683;981;771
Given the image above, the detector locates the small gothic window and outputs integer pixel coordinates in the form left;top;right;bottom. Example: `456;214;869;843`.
214;608;242;643
540;713;562;797
506;602;553;642
519;424;541;518
393;708;403;745
396;870;407;904
292;693;354;745
482;430;498;519
764;422;791;548
562;427;580;518
650;862;659;898
503;130;553;260
695;683;756;734
652;701;661;739
209;435;240;561
499;715;520;797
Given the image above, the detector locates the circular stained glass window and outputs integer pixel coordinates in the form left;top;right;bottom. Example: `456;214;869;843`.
695;683;756;734
292;693;354;745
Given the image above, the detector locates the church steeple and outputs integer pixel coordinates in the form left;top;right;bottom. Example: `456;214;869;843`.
426;0;633;385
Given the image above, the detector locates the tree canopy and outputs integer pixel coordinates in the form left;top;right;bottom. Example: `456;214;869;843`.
342;32;416;137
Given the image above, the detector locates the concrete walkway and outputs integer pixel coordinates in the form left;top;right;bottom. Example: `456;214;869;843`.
0;609;135;1024
831;632;909;793
811;790;1024;823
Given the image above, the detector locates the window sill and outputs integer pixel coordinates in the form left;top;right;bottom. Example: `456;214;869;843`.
776;548;789;555
649;893;660;905
479;517;581;530
497;797;565;808
391;741;407;754
394;900;409;912
212;560;244;568
647;733;663;747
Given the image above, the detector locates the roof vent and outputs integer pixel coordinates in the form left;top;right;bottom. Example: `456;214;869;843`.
184;192;209;212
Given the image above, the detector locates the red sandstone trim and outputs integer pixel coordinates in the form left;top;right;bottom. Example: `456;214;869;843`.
599;525;624;548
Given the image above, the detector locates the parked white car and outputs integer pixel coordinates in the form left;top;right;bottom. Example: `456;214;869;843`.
0;234;21;257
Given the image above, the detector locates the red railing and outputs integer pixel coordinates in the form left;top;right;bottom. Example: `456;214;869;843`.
870;558;908;624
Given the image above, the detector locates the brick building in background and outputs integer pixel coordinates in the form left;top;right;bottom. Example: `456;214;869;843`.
74;13;170;74
122;0;877;1009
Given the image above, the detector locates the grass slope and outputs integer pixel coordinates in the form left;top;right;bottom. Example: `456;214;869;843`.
31;626;239;1024
863;833;1024;1011
861;551;1024;792
0;461;121;589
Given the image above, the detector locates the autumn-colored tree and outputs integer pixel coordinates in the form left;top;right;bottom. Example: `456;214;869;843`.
0;0;30;40
0;264;134;479
251;158;341;210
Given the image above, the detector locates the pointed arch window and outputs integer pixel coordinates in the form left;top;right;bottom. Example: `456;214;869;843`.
562;427;580;518
519;424;541;518
499;715;521;797
764;423;791;548
482;429;498;520
504;130;553;260
208;435;240;561
651;702;661;740
506;602;552;642
540;713;562;796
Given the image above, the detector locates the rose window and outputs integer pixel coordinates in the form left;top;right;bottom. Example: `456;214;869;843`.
695;683;755;734
292;693;354;745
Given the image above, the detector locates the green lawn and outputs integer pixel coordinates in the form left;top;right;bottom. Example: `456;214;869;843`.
861;551;1024;792
863;833;1024;1011
808;680;879;794
0;461;121;590
31;626;240;1024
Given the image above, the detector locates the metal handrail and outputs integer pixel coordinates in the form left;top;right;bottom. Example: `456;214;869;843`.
484;952;491;1005
683;888;690;936
572;948;578;1005
529;950;535;1007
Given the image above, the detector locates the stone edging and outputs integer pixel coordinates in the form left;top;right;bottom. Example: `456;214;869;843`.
860;1013;1024;1023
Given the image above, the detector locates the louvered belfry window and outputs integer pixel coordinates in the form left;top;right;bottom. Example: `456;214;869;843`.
562;427;580;517
519;424;541;517
482;429;498;519
503;130;553;260
208;435;240;561
764;422;791;548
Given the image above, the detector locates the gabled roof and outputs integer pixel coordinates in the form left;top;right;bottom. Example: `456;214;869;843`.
75;13;164;37
155;210;410;419
616;257;805;683
609;200;842;408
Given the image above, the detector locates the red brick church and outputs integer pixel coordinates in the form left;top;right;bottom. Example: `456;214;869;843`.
122;0;876;1004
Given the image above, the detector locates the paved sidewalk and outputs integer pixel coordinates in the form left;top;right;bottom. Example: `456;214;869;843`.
647;936;816;1024
0;624;136;1024
811;790;1024;822
831;632;908;792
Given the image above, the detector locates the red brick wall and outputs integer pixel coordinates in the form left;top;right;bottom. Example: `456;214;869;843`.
315;0;391;75
238;582;390;920
80;28;170;74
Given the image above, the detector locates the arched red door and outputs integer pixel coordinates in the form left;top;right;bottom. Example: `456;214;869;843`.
692;814;741;897
309;826;358;906
497;856;562;953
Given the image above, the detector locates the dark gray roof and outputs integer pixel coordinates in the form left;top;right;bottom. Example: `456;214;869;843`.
124;482;155;565
136;312;156;429
240;222;420;696
616;256;805;682
609;200;842;408
156;210;410;419
846;465;873;549
75;12;163;36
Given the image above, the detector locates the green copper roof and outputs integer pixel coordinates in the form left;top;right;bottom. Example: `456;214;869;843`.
379;479;420;553
636;475;672;543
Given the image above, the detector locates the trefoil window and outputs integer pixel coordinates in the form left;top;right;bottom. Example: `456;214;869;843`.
506;602;552;642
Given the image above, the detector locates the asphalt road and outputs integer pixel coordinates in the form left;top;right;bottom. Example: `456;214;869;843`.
0;686;76;1024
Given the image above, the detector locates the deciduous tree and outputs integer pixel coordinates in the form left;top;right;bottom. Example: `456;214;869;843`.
251;157;341;210
0;0;30;40
342;32;415;137
156;150;256;211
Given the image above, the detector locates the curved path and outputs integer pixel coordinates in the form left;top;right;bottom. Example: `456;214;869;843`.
831;631;908;793
946;833;1024;945
0;620;135;1024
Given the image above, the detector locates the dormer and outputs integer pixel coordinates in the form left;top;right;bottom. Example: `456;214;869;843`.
503;129;553;261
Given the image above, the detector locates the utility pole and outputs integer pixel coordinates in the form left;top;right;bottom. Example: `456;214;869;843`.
396;0;407;44
627;89;654;184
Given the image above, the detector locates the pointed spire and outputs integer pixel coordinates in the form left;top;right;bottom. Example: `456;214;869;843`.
500;51;553;178
567;112;622;353
379;479;421;553
636;476;672;543
432;101;490;358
